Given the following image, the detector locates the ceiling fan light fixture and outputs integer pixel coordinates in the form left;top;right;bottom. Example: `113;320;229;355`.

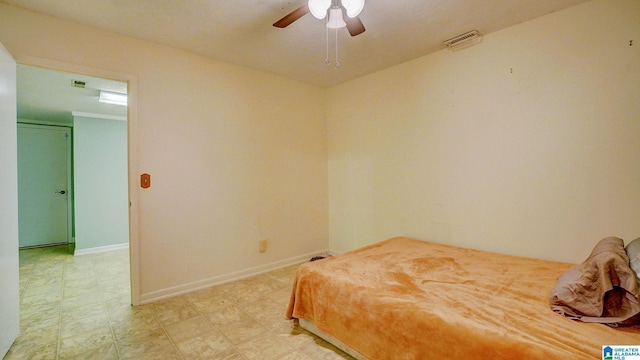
326;7;346;29
308;0;331;19
341;0;364;18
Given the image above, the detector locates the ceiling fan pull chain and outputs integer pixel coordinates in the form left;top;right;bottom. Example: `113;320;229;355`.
334;27;340;69
325;23;331;65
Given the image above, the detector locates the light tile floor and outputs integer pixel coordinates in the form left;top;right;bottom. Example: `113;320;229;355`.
5;245;355;360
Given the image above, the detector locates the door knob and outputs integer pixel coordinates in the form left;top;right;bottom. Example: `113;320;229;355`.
55;190;66;194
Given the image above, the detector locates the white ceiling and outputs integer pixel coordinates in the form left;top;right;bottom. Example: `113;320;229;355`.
17;64;127;123
4;0;590;88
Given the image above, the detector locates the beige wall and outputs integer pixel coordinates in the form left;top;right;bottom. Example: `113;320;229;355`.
0;4;328;302
2;0;639;303
327;0;640;263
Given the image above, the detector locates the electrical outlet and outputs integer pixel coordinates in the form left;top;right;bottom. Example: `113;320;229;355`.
259;239;267;253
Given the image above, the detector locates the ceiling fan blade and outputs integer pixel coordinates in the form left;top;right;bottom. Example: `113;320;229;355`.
344;16;365;36
273;4;309;28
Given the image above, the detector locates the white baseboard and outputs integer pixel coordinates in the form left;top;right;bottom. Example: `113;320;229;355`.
139;249;326;304
74;242;129;256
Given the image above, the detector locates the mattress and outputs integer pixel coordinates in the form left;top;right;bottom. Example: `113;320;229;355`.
286;237;640;359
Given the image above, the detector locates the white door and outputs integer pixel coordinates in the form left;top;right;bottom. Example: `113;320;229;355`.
17;124;71;247
0;42;20;358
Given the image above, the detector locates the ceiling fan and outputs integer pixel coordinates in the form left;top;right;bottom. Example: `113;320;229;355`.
273;0;366;36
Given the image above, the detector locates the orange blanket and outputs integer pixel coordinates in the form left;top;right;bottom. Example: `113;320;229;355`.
286;237;640;359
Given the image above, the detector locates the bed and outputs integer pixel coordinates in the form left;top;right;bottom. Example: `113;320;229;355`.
286;237;640;359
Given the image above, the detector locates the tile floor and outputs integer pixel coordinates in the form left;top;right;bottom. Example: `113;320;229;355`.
5;244;355;360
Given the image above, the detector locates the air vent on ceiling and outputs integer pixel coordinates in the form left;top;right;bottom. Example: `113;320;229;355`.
443;30;482;51
71;80;86;88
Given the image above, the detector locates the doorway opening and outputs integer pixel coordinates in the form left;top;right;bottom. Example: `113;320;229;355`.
16;64;134;311
17;64;129;254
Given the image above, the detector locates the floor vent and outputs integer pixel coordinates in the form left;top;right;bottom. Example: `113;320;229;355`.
443;30;482;51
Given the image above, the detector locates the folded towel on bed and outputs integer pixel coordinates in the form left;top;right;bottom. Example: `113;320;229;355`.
549;236;640;326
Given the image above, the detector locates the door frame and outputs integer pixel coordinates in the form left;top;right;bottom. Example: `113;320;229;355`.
0;40;19;360
17;56;141;306
17;122;73;247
